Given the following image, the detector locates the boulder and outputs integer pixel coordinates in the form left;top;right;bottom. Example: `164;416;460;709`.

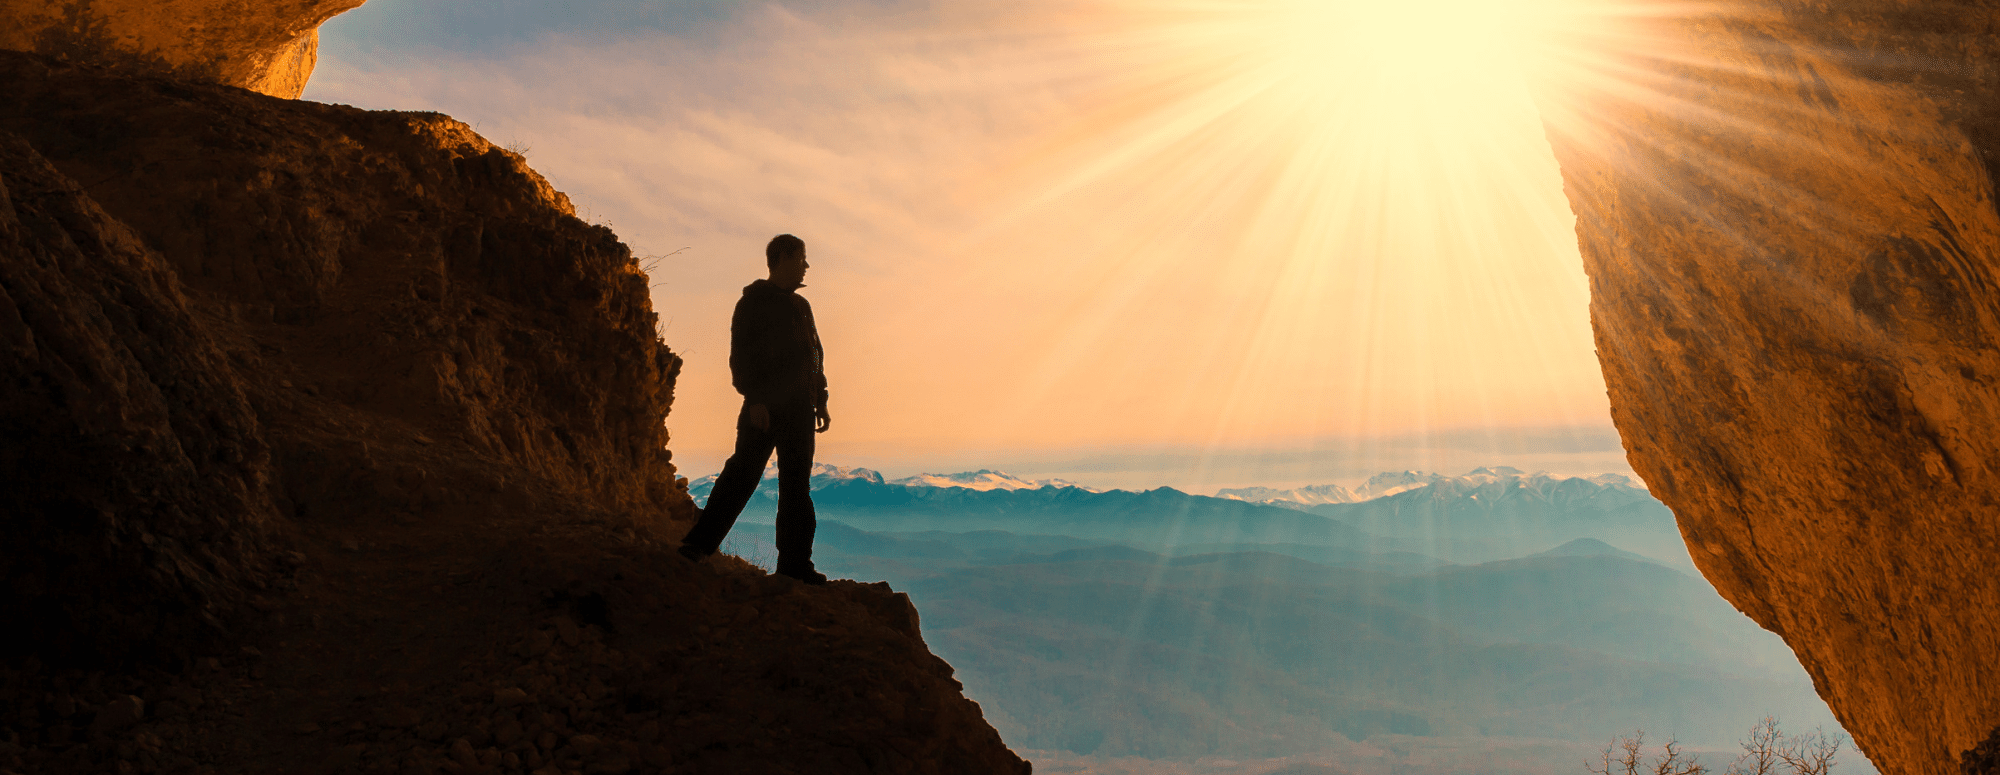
0;0;364;97
0;49;693;664
1540;3;2000;773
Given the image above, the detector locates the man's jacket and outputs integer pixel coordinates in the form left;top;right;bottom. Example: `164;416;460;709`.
730;279;828;410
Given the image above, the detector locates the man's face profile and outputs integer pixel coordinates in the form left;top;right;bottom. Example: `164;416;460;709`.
773;249;809;288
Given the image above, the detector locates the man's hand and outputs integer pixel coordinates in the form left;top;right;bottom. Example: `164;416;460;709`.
814;404;832;434
745;403;771;432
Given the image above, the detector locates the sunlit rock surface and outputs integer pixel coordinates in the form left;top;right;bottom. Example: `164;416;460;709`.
0;0;362;97
1540;4;2000;774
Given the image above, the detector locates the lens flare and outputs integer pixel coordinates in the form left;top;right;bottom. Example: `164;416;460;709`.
941;0;1625;464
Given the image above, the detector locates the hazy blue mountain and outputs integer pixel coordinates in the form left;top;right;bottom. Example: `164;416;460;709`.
1532;537;1659;564
814;519;964;560
730;476;1372;550
869;528;1112;563
1375;554;1802;677
1155;541;1452;574
1306;469;1688;567
701;465;1847;769
700;463;1689;567
847;548;1830;758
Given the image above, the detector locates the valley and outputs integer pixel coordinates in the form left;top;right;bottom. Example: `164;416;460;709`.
698;465;1872;774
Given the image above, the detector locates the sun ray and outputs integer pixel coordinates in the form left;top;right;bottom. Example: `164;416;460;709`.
937;0;1637;466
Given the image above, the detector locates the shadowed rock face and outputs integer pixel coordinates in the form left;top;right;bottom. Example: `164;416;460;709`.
0;0;363;97
0;49;692;661
0;51;692;520
0;131;285;663
1539;3;2000;774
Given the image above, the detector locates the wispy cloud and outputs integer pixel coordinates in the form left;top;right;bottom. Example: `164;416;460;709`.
309;0;1621;486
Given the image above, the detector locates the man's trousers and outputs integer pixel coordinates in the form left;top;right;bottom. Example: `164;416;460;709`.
681;401;817;572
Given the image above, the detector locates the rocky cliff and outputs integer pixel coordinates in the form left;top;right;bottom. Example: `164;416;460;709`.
0;48;1028;774
1539;3;2000;774
22;0;2000;772
0;0;360;98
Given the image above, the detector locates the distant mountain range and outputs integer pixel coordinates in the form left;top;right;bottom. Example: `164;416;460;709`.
1215;482;1366;506
694;464;1636;507
1302;467;1682;567
1216;467;1641;509
693;463;1855;769
712;517;1831;761
715;472;1374;555
903;549;1821;756
689;464;1095;495
694;463;1688;568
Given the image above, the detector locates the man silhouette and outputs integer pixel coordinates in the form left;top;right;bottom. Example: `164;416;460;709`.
678;234;832;584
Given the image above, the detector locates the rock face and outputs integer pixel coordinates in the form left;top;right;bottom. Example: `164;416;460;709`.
0;0;362;97
0;48;691;657
1539;3;2000;774
0;132;283;663
2;49;693;519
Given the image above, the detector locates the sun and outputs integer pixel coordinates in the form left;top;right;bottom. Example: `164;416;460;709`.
958;0;1623;448
1273;0;1538;81
1246;0;1592;139
1002;0;1598;178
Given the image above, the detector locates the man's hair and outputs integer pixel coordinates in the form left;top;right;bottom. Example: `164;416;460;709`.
766;234;805;269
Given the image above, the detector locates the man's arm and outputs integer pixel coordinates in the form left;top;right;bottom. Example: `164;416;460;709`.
729;293;781;406
801;296;830;434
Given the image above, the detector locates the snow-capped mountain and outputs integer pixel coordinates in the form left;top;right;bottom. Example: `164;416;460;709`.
1354;470;1450;499
1217;467;1643;510
888;470;1097;492
688;463;1094;499
1324;467;1680;567
687;462;883;498
1213;483;1359;507
811;463;886;486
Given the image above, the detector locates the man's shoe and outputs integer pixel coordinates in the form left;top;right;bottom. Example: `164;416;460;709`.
777;566;828;586
678;543;714;563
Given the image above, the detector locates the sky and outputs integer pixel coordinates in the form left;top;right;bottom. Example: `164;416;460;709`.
306;0;1631;491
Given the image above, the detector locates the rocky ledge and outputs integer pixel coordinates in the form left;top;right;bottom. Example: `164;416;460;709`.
0;49;1028;774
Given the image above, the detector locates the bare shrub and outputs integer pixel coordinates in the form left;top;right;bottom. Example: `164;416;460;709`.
720;536;776;573
1756;720;1844;775
1588;718;1846;775
1588;732;1707;775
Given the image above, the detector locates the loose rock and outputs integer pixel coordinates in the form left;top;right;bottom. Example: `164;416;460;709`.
90;696;144;735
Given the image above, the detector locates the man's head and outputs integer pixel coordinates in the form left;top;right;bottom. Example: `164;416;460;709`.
766;233;808;288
